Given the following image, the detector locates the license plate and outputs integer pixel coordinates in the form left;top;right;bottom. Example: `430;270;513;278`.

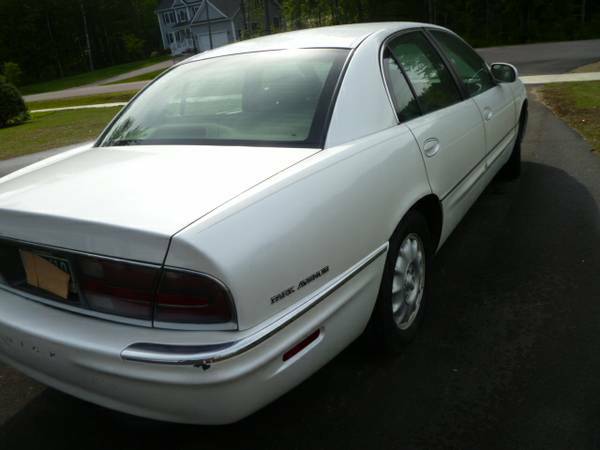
40;254;73;276
19;250;77;300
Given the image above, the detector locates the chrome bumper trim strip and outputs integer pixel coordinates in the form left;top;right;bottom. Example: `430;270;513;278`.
120;243;389;368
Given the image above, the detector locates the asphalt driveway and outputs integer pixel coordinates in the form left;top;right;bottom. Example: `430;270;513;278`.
477;38;600;75
1;90;599;450
2;37;600;448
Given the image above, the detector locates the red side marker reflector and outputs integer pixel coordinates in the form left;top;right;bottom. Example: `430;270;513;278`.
283;329;321;362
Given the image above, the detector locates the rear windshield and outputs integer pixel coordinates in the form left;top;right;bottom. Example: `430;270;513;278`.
99;49;349;148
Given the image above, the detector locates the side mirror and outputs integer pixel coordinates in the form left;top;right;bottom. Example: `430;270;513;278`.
491;63;518;83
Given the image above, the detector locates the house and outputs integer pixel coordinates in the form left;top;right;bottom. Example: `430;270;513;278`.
156;0;283;56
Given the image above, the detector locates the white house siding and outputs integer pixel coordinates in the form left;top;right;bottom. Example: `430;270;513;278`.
191;20;233;52
156;1;282;56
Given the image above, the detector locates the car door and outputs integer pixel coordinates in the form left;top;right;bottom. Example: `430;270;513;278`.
384;31;486;209
428;29;517;168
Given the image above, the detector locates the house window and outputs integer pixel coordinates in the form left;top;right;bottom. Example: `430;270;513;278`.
167;33;174;44
178;9;187;22
163;12;170;24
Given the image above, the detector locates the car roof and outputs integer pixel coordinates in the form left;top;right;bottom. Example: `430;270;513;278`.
187;22;442;62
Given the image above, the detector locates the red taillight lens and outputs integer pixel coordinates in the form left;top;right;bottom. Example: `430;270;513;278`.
154;269;234;325
75;256;159;321
73;257;234;327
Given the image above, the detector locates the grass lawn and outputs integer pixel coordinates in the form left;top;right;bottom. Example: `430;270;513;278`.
103;69;166;85
27;91;139;111
0;108;121;160
19;56;170;95
540;80;600;152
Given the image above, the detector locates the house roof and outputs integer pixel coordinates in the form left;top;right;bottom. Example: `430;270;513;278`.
210;0;241;17
157;0;241;16
157;0;201;12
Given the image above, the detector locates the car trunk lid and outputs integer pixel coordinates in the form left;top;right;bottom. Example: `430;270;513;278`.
0;145;318;263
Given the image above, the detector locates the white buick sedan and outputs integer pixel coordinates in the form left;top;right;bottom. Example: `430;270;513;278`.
0;23;526;424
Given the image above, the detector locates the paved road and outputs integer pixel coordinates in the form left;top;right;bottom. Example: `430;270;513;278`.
23;80;149;103
22;39;600;102
23;58;182;102
0;144;91;178
90;60;174;85
1;90;600;449
478;39;600;75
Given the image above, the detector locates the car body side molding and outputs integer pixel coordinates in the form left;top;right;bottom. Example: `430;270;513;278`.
120;242;389;369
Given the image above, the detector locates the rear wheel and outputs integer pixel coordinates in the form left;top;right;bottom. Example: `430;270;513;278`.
370;211;433;352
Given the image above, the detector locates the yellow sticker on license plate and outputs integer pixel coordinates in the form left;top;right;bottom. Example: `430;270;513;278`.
19;250;71;300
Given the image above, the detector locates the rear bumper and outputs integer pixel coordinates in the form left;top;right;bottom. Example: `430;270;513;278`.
0;245;387;424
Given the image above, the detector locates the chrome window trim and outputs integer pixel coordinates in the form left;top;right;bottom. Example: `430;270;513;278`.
120;242;390;369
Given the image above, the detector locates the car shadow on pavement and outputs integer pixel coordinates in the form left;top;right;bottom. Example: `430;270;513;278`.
1;162;599;450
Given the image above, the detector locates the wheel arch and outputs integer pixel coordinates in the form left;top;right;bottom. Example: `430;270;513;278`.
520;98;528;125
402;194;444;252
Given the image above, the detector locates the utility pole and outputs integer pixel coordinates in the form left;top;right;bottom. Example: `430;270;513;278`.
264;0;271;35
241;0;248;35
427;0;434;23
79;0;94;71
206;1;214;49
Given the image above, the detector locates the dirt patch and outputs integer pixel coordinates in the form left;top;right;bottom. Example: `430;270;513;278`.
571;61;600;73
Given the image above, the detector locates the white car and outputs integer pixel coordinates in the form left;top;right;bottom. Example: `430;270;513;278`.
0;22;527;424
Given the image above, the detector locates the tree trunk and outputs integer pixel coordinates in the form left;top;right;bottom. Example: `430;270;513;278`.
206;4;213;49
79;0;94;71
45;8;64;78
240;0;248;33
264;0;272;34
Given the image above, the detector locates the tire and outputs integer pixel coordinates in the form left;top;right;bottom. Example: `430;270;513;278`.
369;211;434;352
500;107;527;180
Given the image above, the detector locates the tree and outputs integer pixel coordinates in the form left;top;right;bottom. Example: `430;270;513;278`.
3;62;22;86
280;0;600;46
0;0;162;85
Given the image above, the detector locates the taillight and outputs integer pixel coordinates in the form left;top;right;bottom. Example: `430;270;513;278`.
76;256;159;321
154;269;234;325
73;256;234;327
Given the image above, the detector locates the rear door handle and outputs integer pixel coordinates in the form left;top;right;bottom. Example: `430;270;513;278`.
483;108;494;121
423;138;440;157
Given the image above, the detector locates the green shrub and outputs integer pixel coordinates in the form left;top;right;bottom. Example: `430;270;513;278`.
0;79;29;128
122;34;145;59
3;62;22;87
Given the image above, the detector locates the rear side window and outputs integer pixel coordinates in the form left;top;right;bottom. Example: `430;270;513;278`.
388;32;462;115
430;30;495;97
382;49;420;122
